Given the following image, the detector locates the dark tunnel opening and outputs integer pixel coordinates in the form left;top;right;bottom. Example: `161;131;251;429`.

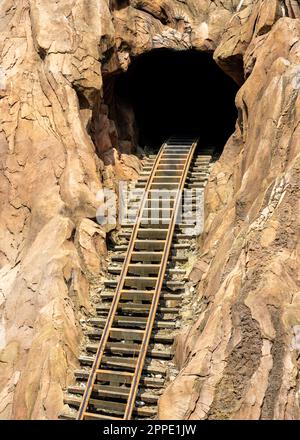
113;49;239;152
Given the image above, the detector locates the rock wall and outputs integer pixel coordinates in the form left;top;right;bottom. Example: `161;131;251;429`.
159;1;300;420
0;0;299;420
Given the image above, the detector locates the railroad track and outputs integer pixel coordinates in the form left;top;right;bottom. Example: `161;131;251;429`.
61;137;214;420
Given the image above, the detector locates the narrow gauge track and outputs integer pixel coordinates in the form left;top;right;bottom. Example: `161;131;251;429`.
61;137;214;420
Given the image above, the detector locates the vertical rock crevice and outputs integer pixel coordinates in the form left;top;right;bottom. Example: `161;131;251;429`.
208;303;263;420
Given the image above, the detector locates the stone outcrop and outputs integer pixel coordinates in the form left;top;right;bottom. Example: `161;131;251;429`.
159;4;300;420
0;0;299;420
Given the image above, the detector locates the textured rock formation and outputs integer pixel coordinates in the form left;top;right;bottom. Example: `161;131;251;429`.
159;3;300;420
0;0;299;420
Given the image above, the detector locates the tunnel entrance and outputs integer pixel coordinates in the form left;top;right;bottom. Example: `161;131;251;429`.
113;49;239;152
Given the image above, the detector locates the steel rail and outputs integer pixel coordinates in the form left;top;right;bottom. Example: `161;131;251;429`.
123;139;197;419
77;142;168;420
77;138;198;420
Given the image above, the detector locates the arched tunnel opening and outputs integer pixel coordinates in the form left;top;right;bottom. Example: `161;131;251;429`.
110;49;239;153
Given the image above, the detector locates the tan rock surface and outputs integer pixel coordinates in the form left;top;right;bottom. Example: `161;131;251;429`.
159;10;300;420
0;0;109;419
0;0;299;420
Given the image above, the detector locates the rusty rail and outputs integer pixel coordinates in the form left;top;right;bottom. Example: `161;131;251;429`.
77;137;198;420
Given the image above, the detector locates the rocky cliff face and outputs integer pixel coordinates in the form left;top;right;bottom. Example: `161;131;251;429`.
0;0;299;420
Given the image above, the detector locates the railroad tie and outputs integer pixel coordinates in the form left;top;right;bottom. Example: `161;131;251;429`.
61;137;214;421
